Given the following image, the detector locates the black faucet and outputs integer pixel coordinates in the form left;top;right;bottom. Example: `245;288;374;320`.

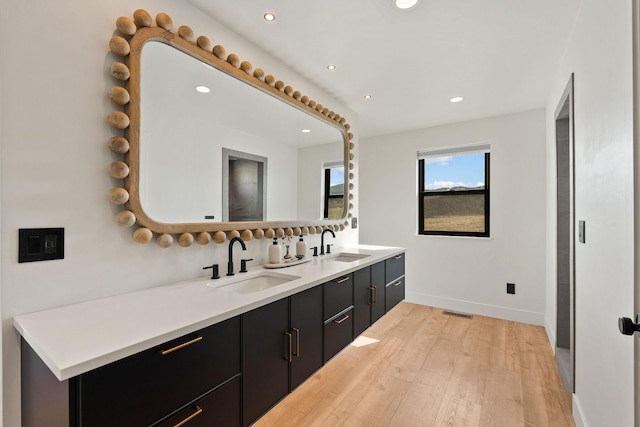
320;229;336;255
203;263;220;279
227;236;246;276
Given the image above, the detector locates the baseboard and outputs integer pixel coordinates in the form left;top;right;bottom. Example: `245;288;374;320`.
572;394;587;427
545;315;557;354
406;292;545;326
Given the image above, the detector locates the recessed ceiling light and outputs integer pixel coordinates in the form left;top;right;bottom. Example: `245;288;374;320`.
195;85;211;93
264;12;276;22
302;129;311;133
364;94;373;100
394;0;419;10
449;96;464;103
327;64;336;71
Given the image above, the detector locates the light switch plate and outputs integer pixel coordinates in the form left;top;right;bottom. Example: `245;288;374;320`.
578;220;585;243
351;217;358;229
19;228;65;263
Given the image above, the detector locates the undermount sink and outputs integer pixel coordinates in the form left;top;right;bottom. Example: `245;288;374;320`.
208;271;299;294
325;252;370;262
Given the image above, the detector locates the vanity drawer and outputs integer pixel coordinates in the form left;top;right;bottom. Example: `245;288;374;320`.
386;276;405;312
323;273;353;320
153;376;241;427
385;253;405;283
76;316;241;427
323;307;354;363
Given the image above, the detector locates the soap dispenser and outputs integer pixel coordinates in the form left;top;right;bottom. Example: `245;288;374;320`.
296;235;307;258
268;238;281;264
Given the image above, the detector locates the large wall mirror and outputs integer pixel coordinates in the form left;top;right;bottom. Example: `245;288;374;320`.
107;10;355;247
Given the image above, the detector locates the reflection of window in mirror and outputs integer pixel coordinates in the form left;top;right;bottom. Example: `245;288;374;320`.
222;148;268;222
323;162;344;219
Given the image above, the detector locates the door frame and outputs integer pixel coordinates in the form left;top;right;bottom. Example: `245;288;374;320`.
554;73;575;393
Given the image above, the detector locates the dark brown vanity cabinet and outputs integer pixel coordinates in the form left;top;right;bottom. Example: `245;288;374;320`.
75;317;241;427
22;316;241;427
323;274;354;362
385;253;406;312
242;285;323;427
353;262;386;338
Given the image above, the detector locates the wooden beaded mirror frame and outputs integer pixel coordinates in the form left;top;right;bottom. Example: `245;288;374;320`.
107;9;355;248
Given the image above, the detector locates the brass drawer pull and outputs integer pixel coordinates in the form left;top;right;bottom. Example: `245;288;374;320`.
285;332;293;362
173;405;203;427
293;327;300;357
333;314;350;324
160;336;203;356
334;276;350;284
392;280;402;287
369;286;376;305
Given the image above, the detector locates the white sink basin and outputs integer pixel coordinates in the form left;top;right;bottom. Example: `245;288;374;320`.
208;271;299;294
325;252;370;262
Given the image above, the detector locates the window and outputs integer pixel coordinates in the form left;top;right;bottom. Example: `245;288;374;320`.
323;163;344;219
418;145;490;237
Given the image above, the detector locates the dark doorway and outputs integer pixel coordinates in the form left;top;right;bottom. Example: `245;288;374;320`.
555;74;575;393
222;148;267;222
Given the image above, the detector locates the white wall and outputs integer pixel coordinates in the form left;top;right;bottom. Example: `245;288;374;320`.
0;1;357;425
544;0;635;425
297;142;345;220
360;109;547;325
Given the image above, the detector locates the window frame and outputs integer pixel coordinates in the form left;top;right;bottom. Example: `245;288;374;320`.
323;164;344;219
418;151;490;238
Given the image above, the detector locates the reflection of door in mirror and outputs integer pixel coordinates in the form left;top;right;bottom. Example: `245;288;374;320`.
223;149;267;222
323;162;344;219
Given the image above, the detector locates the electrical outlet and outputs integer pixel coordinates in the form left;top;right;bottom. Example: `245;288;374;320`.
507;283;516;294
351;217;358;228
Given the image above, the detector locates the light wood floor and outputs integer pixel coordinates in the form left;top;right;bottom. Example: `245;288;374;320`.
255;302;574;427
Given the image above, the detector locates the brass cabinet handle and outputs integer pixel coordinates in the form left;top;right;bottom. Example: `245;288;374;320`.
285;332;293;362
369;286;376;305
292;327;300;357
173;405;203;427
333;314;350;324
160;336;203;356
334;276;350;284
392;280;402;287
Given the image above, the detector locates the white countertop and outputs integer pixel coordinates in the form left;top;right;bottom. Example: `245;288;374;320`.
14;245;404;381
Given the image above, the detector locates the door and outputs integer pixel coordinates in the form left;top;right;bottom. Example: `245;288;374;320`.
616;4;639;426
635;3;640;424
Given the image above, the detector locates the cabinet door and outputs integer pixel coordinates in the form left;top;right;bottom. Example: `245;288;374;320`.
353;267;372;337
370;261;386;323
242;298;290;427
324;273;353;320
153;376;241;427
76;316;240;427
290;286;323;390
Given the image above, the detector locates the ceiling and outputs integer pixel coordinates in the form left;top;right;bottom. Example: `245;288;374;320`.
185;0;582;139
